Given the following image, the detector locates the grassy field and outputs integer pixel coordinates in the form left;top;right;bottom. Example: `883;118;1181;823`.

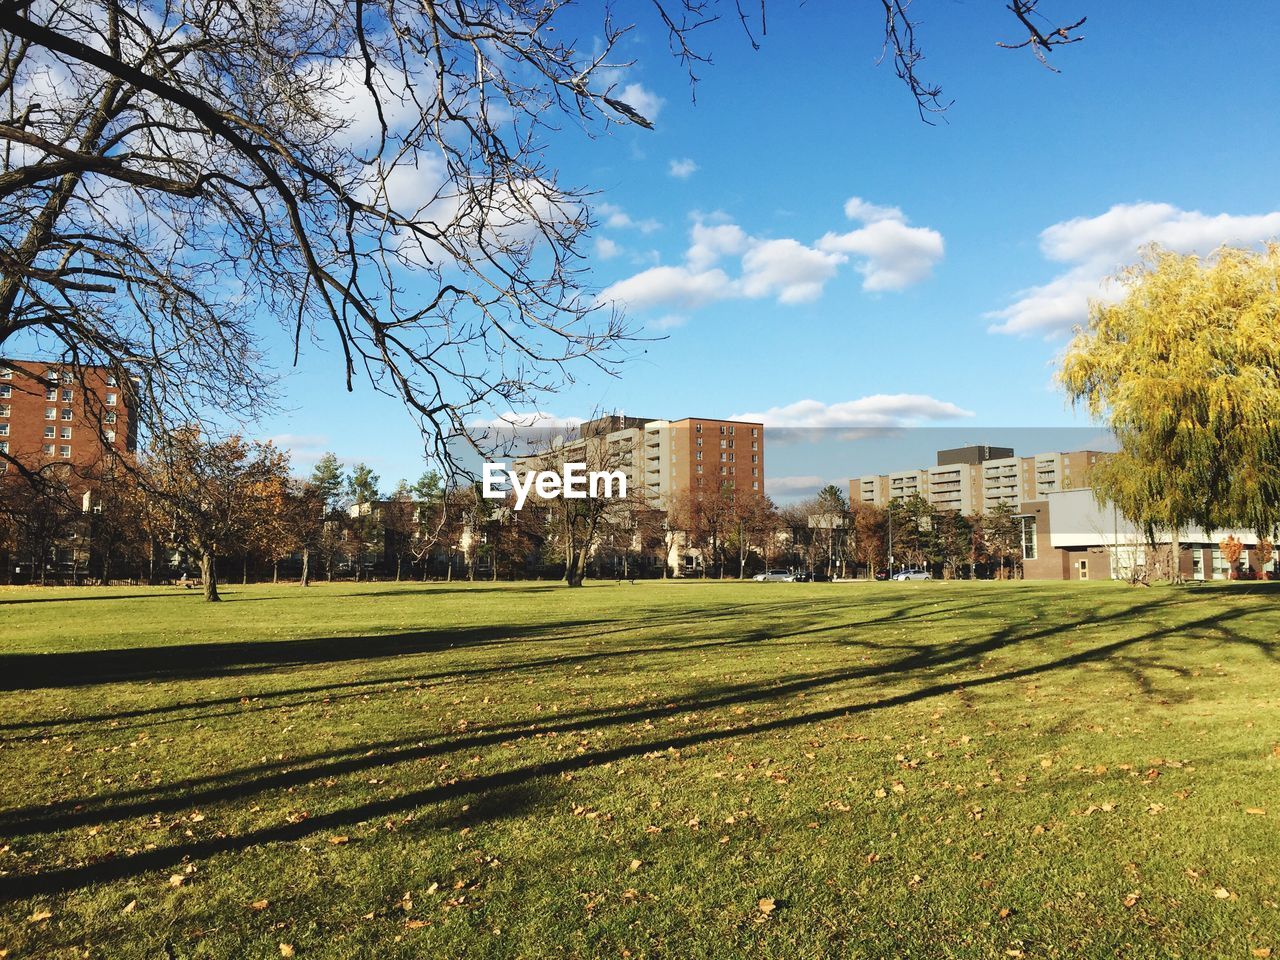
0;579;1277;959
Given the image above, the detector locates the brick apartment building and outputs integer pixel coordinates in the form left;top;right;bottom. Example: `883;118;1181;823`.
0;360;137;479
513;414;765;508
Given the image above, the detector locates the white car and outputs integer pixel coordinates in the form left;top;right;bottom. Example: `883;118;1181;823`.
753;569;794;582
892;569;932;581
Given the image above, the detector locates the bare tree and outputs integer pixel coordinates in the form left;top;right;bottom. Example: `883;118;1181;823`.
0;1;1085;470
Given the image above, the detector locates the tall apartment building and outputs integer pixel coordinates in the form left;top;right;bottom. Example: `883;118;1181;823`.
853;445;1104;515
513;414;765;507
0;360;136;477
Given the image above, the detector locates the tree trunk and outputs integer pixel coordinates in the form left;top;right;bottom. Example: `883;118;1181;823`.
396;556;402;582
242;554;249;585
273;559;279;583
200;550;220;602
301;547;310;587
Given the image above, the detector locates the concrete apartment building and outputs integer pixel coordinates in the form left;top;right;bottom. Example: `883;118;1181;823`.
853;445;1104;516
514;414;765;508
0;360;136;478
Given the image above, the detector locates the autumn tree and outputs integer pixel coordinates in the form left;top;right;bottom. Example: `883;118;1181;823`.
851;503;888;578
1255;538;1274;581
1219;534;1244;581
143;430;290;601
1060;245;1280;581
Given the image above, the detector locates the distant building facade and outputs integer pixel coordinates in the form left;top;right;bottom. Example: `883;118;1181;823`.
852;445;1104;516
0;359;137;477
513;414;765;508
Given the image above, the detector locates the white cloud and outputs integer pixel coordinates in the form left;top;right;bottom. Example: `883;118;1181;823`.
468;411;586;432
739;239;845;304
732;395;974;430
843;197;905;223
597;265;733;312
598;198;942;314
766;475;829;496
668;157;699;179
817;197;945;292
686;221;750;271
617;83;664;124
989;202;1280;336
598;202;661;234
595;236;622;260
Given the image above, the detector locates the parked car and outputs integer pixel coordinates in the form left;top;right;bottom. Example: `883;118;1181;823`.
753;569;795;582
874;569;890;581
892;569;932;581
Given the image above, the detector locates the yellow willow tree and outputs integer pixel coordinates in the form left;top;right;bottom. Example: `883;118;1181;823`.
1059;244;1280;581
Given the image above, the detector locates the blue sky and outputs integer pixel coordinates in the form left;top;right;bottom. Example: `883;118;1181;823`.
256;2;1280;494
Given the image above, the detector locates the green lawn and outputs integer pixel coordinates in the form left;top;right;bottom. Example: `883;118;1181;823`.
0;580;1277;959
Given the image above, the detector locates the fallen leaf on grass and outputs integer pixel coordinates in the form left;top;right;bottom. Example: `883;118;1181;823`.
1214;887;1234;900
28;909;52;923
168;874;185;888
279;945;295;958
1251;949;1272;958
758;897;777;916
249;899;269;911
1122;892;1140;908
405;919;428;929
628;859;643;873
122;900;137;915
1246;808;1267;816
328;835;349;845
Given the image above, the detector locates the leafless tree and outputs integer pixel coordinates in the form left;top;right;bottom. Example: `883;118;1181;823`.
1;1;1085;473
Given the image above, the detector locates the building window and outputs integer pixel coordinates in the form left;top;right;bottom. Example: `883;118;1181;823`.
60;408;72;421
45;386;57;401
0;385;9;398
104;411;117;424
106;392;117;406
752;481;759;490
695;437;702;447
43;426;54;438
720;439;726;448
695;464;703;474
752;441;758;451
58;444;71;458
1020;516;1037;560
106;374;118;387
60;426;72;440
60;370;72;384
0;367;9;379
105;429;116;442
60;388;72;402
695;451;702;461
719;425;726;435
751;428;758;437
0;423;6;436
719;452;726;462
729;426;735;435
45;407;56;420
752;454;759;464
752;468;758;477
695;423;701;433
0;440;6;453
42;443;53;454
0;404;9;418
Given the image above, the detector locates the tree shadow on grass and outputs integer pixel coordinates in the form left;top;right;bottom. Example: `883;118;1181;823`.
0;595;999;732
6;594;1274;900
0;620;607;691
